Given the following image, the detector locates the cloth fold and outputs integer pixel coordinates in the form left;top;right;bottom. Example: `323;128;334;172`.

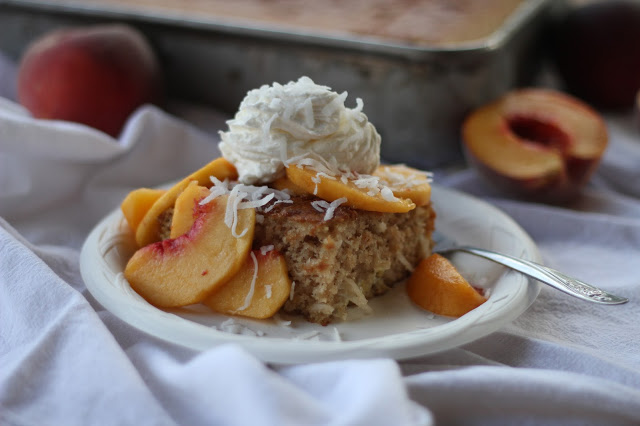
0;96;434;426
406;366;640;426
2;67;640;424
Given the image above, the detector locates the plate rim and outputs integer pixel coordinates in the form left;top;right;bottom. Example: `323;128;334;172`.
80;184;541;364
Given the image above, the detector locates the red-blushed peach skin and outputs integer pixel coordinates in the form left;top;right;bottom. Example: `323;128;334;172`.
462;88;608;203
406;253;486;317
124;194;255;308
166;185;290;318
17;24;163;137
204;249;292;319
169;183;210;239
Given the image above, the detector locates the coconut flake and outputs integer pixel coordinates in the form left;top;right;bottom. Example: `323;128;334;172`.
200;179;292;237
354;97;364;113
227;189;249;238
218;318;264;336
381;186;398;202
310;198;346;221
269;97;282;109
238;192;275;209
315;172;337;180
260;245;275;255
291;155;338;176
272;314;292;327
262;113;277;143
265;284;273;299
311;200;331;213
353;175;380;189
323;197;347;221
302;97;315;128
333;327;342;342
294;330;321;341
262;199;293;213
233;251;258;312
289;281;296;301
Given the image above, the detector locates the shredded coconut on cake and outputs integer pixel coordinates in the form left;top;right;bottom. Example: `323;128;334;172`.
289;281;296;301
201;176;292;237
310;197;347;221
260;245;275;255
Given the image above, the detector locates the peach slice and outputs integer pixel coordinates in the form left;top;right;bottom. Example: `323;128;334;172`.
407;253;487;317
462;89;608;203
135;157;237;247
373;165;432;206
286;165;415;213
120;188;166;233
204;249;292;319
169;183;210;239
271;176;307;196
124;194;255;308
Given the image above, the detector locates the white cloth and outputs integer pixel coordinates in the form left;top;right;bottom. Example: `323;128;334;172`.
2;68;640;425
0;98;430;426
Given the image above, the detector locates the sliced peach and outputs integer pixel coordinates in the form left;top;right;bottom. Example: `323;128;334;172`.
124;194;255;308
120;188;166;233
286;165;415;213
204;249;291;319
373;165;432;206
407;253;487;317
135;157;237;247
271;176;307;196
462;89;608;202
169;183;210;239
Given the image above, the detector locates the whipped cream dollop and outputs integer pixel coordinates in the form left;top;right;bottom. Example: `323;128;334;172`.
219;76;381;184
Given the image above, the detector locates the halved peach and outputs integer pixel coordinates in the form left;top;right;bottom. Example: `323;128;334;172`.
135;157;237;247
373;165;432;206
204;249;292;319
286;165;415;213
169;183;210;239
120;188;166;233
124;194;255;308
462;89;608;202
407;253;486;317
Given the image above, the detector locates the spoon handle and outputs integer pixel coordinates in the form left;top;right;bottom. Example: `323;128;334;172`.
443;246;628;305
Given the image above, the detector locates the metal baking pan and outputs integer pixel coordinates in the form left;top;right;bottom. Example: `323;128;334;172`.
0;0;555;168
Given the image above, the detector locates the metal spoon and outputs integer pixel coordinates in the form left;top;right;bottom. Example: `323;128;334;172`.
434;232;628;305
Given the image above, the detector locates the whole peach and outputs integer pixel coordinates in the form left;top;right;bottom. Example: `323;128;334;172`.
17;24;163;137
552;0;640;110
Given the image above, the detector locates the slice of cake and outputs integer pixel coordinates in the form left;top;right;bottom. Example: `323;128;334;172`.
122;76;436;324
254;195;435;324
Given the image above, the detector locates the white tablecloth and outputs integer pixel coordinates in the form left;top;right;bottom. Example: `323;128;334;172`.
2;59;640;425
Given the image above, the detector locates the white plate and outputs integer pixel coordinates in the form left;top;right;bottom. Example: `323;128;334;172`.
80;185;540;364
